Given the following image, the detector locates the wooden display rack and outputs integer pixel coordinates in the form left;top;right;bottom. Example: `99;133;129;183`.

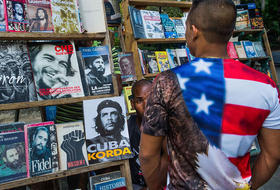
122;0;279;85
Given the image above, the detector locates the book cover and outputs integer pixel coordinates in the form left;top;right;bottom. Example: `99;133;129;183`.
0;122;24;133
137;48;148;75
227;42;238;59
83;96;133;164
0;42;37;104
128;6;145;39
5;0;29;32
242;41;257;58
252;41;266;57
0;0;6;31
118;52;136;83
79;46;114;96
175;48;189;65
166;49;179;69
24;121;59;177
28;40;85;100
78;0;106;33
123;86;136;114
143;51;159;74
233;41;247;58
155;51;170;72
50;0;81;33
76;50;90;96
89;171;121;190
0;131;27;183
140;9;165;39
93;177;126;190
172;17;185;38
235;9;251;30
160;13;177;39
27;0;53;32
56;121;88;170
104;0;121;24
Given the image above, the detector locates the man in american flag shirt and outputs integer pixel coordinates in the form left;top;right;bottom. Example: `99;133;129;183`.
139;0;280;189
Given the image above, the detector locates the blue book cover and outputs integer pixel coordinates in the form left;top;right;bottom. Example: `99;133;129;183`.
0;131;27;184
160;14;177;38
242;41;257;58
94;177;126;190
172;18;185;38
128;6;145;39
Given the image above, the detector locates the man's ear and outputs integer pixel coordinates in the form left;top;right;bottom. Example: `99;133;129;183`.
191;25;199;40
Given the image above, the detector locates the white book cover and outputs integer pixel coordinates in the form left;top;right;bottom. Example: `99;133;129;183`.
175;48;189;65
78;0;106;33
140;9;165;39
166;49;179;68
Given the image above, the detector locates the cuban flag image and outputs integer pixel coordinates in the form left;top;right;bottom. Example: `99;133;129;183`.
172;57;280;190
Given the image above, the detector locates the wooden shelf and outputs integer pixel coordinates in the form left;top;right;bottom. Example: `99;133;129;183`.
0;94;116;111
143;73;158;78
0;32;106;41
238;56;270;61
137;38;186;44
0;160;129;189
129;0;192;9
233;28;264;34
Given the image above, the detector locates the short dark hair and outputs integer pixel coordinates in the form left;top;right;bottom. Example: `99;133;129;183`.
131;79;152;99
187;0;236;43
2;144;18;158
35;8;48;30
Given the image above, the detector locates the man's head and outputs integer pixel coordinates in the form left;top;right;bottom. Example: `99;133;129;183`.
2;144;22;169
32;126;49;156
185;0;236;56
95;100;125;136
120;57;133;75
87;56;105;77
13;2;23;16
131;79;152;118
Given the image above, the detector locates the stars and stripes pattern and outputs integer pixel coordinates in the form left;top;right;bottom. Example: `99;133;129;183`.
172;58;280;181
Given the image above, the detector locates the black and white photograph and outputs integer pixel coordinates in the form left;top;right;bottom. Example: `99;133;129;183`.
28;40;85;100
83;96;132;164
0;0;5;31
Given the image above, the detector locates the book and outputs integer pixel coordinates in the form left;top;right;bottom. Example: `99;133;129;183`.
104;0;121;24
28;40;85;100
79;46;114;96
140;9;164;39
128;6;145;39
0;42;37;104
79;0;106;33
175;48;189;65
233;41;247;58
137;49;148;75
5;0;29;32
83;96;133;164
235;9;251;30
160;13;177;39
50;0;81;33
24;121;59;177
89;171;121;190
123;86;136;114
0;0;6;31
171;17;185;38
144;51;159;74
0;131;27;184
0;122;24;133
76;50;90;96
118;52;136;83
166;49;179;69
27;0;53;32
155;51;170;72
252;41;266;57
93;177;126;190
56;121;88;170
242;41;257;58
227;42;238;59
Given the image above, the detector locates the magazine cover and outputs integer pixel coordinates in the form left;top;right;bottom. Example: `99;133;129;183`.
89;171;121;190
160;13;177;39
227;42;238;59
5;0;29;32
24;121;59;177
104;0;121;24
175;48;189;65
144;51;159;74
0;131;27;184
166;49;179;69
0;42;37;104
0;122;24;133
128;6;145;39
27;0;53;32
234;41;247;58
118;52;136;83
0;0;6;31
123;86;136;114
140;9;165;39
79;46;114;96
172;17;185;38
83;96;133;164
56;121;88;170
253;41;266;57
235;10;251;30
93;177;126;190
155;51;170;72
27;40;85;100
50;0;81;33
242;41;257;58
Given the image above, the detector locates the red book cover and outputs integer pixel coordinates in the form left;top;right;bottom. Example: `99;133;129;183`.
227;42;238;59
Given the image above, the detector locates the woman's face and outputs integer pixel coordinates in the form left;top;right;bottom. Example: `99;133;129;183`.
37;9;45;19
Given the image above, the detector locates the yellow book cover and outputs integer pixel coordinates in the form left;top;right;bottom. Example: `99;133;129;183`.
123;86;136;114
155;51;170;72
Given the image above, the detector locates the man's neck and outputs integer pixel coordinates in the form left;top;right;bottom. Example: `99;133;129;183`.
194;42;229;59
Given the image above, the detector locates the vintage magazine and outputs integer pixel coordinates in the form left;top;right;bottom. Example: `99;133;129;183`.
0;131;27;183
166;49;179;69
118;52;136;83
144;50;159;74
0;42;37;104
128;6;145;39
79;46;114;96
56;121;88;170
172;17;185;38
83;96;133;165
104;0;121;24
175;48;189;65
155;51;170;72
27;40;85;100
123;86;136;114
24;121;59;177
160;13;177;39
0;0;6;31
5;0;29;32
27;0;53;32
0;122;24;133
50;0;81;33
